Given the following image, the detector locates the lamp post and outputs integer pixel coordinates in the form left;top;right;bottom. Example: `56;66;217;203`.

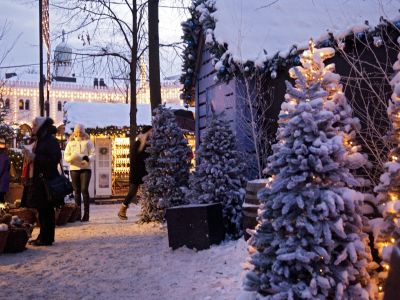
39;0;44;117
39;0;50;117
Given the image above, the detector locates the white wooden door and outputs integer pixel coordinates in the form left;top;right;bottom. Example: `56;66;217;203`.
94;137;112;197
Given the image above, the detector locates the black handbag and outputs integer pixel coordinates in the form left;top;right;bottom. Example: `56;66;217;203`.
43;162;73;207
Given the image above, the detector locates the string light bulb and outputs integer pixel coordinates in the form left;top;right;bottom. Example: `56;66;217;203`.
384;264;390;271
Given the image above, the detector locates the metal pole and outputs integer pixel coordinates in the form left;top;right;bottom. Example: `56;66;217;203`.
39;0;45;117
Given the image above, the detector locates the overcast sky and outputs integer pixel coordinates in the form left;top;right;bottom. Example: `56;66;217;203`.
0;0;190;80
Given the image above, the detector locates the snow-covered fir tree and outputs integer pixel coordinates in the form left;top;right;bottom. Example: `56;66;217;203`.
186;113;246;239
0;104;14;141
140;105;192;223
243;43;371;299
372;48;400;294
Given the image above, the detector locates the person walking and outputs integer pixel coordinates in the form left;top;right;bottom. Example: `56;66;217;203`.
118;126;152;220
23;117;61;246
0;138;10;203
64;124;95;222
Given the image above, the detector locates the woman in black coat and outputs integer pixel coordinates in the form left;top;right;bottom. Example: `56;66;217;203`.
118;125;152;220
23;117;61;246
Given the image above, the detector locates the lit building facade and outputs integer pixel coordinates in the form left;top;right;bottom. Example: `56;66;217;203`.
0;38;182;138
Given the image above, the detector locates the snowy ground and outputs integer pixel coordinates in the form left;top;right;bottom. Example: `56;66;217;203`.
0;204;248;300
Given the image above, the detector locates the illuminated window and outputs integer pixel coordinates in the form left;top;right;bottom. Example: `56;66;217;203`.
25;99;30;110
0;98;3;108
19;99;24;110
5;98;10;109
57;101;62;111
20;124;32;136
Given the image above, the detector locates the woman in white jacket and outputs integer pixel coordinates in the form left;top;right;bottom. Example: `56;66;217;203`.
64;124;95;221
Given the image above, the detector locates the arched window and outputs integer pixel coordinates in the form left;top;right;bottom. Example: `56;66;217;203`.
19;99;24;110
57;101;62;111
0;99;3;108
20;124;32;136
5;98;10;109
25;99;30;110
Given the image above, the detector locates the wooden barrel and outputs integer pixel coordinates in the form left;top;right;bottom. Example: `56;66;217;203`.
384;241;400;300
243;179;269;241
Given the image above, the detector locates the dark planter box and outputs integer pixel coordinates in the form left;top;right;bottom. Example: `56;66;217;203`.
165;203;225;250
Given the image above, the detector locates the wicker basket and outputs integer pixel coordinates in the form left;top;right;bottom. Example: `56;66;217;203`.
68;204;81;222
56;205;75;226
0;230;9;254
8;208;37;225
4;227;29;253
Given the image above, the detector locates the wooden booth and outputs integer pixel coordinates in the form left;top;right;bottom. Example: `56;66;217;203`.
64;102;195;199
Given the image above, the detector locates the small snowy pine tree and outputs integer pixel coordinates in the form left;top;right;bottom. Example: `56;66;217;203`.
372;48;400;293
0;104;14;141
243;43;371;299
186;113;246;239
140;105;192;222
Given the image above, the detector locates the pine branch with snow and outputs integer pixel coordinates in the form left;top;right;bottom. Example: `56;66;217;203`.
140;105;192;223
0;105;14;141
243;44;372;299
186;114;246;239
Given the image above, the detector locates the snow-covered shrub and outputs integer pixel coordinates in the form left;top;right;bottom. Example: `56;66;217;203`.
186;113;246;239
140;105;192;223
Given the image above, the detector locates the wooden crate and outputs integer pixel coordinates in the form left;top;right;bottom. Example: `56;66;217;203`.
165;203;225;250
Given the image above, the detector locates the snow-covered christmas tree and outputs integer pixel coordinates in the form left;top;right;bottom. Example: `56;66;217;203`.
186;113;246;239
372;47;400;294
242;42;371;299
0;103;14;141
140;105;192;223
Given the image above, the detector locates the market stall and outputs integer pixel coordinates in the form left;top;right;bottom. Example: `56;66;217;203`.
64;102;195;199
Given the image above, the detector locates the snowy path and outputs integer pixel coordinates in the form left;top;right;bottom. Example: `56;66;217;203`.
0;204;247;300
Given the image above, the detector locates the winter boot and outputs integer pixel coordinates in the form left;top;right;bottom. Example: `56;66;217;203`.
81;199;90;222
118;204;128;220
76;206;82;221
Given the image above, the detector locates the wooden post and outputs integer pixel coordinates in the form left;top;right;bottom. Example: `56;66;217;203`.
384;241;400;300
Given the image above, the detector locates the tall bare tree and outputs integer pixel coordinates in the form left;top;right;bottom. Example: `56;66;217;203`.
52;0;147;192
148;0;161;111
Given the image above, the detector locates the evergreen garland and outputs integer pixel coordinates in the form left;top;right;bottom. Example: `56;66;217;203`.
180;0;215;105
186;114;246;239
180;2;400;104
140;105;192;223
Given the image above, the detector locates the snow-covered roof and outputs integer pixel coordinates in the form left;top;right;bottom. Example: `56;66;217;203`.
210;0;400;63
64;102;194;133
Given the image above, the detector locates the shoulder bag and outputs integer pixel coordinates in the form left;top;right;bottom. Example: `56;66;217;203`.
42;162;73;207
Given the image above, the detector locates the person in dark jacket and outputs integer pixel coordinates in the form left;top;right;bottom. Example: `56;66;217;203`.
0;137;10;203
23;117;61;246
118;126;152;220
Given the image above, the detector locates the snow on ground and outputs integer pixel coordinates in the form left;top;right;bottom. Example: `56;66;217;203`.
0;204;248;300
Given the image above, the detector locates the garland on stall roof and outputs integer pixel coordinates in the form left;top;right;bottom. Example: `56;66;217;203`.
66;125;148;138
180;1;400;104
180;0;215;106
